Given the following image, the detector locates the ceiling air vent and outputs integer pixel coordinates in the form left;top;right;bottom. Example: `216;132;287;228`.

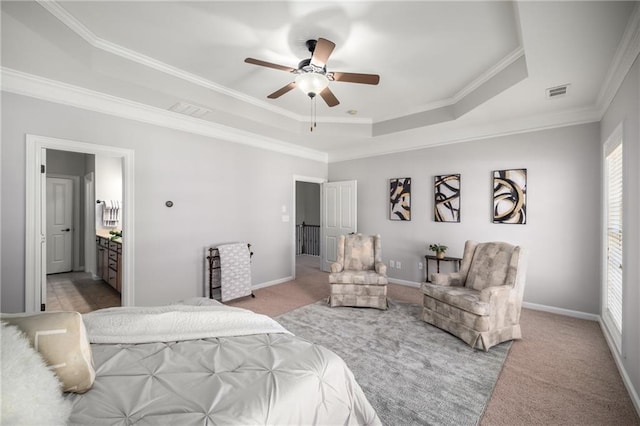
546;84;570;99
169;102;212;118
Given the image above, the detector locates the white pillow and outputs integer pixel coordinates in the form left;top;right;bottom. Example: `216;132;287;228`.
0;322;72;425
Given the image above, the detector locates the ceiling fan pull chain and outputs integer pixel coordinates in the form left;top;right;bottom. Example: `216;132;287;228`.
310;96;314;132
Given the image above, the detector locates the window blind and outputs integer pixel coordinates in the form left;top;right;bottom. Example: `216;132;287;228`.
606;143;623;332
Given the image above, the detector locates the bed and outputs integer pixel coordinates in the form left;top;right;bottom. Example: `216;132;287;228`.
1;299;380;425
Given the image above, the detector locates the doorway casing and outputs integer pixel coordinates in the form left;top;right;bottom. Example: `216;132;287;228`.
25;134;134;312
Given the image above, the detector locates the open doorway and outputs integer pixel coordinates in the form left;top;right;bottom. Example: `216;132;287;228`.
292;176;324;279
296;181;321;277
44;149;122;313
25;134;134;313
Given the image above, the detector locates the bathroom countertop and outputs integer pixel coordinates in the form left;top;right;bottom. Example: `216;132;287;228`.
97;230;122;242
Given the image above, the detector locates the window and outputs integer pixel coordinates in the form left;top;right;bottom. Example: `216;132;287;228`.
603;128;623;344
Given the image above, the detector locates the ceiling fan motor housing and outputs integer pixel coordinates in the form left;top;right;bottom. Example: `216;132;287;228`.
296;59;326;75
306;39;317;53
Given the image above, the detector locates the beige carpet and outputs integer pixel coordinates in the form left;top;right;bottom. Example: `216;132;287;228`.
228;255;639;425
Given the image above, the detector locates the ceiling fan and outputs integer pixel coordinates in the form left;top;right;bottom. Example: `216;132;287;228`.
244;38;380;108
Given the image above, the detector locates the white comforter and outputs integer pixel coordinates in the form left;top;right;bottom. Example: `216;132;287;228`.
82;303;291;343
70;302;381;426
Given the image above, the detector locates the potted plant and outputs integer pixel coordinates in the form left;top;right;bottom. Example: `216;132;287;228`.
429;243;448;259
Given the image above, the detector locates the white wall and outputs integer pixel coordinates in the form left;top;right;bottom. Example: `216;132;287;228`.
0;92;327;312
600;55;640;412
329;122;601;315
95;155;123;233
95;156;122;204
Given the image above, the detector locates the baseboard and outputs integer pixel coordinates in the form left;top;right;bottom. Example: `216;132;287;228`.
388;279;423;288
252;276;293;290
522;301;599;321
599;318;640;418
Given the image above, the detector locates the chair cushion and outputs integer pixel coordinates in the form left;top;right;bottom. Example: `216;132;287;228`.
330;270;388;285
466;242;514;291
422;298;490;334
343;234;376;271
421;283;490;316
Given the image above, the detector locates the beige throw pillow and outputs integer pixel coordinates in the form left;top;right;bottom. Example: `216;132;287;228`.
1;311;95;393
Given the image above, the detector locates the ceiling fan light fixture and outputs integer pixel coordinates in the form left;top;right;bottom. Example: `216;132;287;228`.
295;72;329;97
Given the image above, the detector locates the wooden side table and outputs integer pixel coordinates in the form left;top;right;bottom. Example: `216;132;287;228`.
425;255;462;282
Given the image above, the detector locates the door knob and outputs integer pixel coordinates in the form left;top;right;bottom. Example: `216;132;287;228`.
63;228;70;232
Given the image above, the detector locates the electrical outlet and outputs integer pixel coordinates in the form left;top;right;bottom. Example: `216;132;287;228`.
418;262;423;270
396;261;401;269
389;260;395;268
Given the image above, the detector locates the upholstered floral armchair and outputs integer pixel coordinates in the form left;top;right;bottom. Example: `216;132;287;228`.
328;234;388;310
421;240;528;351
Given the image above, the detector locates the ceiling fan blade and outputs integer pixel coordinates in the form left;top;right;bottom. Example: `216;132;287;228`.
267;82;296;99
319;87;340;107
331;72;380;85
244;58;296;73
310;38;336;68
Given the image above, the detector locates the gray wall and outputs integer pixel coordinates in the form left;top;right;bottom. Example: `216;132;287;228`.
1;92;327;311
47;149;89;176
296;181;320;226
600;55;640;410
329;123;601;315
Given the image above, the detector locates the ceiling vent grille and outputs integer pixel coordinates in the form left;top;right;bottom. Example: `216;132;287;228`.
546;84;570;99
169;102;212;118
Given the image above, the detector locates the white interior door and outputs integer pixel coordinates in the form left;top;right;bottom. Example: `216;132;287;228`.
46;177;74;274
321;180;357;272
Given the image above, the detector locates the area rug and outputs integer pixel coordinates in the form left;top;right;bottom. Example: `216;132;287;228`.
276;299;510;426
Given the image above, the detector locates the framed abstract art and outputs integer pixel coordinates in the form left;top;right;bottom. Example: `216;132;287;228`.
434;174;460;222
390;178;411;221
493;169;527;224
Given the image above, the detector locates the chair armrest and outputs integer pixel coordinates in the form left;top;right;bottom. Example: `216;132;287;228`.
375;262;387;276
479;285;512;303
430;272;463;286
330;262;343;273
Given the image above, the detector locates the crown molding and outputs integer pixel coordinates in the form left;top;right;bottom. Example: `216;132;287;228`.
37;1;528;129
36;1;304;120
373;54;528;136
1;67;602;165
329;106;600;163
1;67;328;163
596;2;640;117
35;1;373;126
375;47;526;123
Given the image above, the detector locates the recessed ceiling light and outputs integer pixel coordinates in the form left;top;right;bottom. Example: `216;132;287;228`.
346;109;358;115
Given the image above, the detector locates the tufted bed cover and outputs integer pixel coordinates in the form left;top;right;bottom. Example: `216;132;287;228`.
65;300;380;425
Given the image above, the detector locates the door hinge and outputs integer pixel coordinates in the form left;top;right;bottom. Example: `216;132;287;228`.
41;164;46;174
40;303;46;311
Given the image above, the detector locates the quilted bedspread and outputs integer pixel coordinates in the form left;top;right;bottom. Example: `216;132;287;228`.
66;303;380;425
